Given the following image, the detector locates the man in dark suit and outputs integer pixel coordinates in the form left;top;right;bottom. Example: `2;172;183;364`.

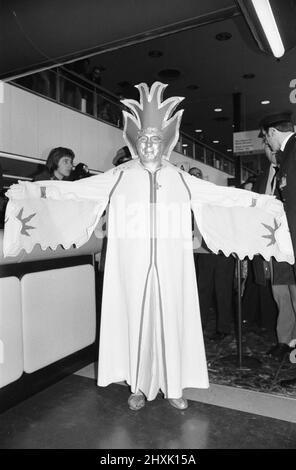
258;113;296;359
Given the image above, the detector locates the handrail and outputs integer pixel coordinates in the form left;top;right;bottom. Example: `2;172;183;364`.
180;130;235;164
9;68;255;180
59;66;120;104
0;151;102;178
58;67;236;162
58;67;242;172
3;174;32;181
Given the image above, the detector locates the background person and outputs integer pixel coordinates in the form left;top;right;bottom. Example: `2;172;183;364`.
189;167;203;179
33;147;75;181
258;112;296;358
112;146;132;167
71;162;90;180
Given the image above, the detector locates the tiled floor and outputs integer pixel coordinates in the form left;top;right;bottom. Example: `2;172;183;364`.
0;374;296;449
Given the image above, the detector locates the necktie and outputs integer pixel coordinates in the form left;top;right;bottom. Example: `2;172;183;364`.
271;165;279;195
275;149;283;163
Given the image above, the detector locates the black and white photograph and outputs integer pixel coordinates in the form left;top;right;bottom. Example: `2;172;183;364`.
0;0;296;454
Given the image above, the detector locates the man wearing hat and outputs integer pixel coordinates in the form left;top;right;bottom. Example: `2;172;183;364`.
112;146;132;167
258;112;296;358
188;167;203;179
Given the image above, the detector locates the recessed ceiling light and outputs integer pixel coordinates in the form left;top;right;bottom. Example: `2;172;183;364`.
117;81;131;88
214;108;223;112
182;144;188;147
216;32;232;41
186;84;199;90
158;69;181;81
213;140;219;144
243;73;255;79
227;149;232;152
148;50;163;58
261;100;270;104
214;116;230;122
195;129;203;133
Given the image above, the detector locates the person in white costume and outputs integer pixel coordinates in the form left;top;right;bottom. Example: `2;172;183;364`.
3;82;294;411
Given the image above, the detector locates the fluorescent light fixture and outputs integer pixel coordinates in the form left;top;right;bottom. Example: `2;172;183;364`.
251;0;285;58
195;129;202;133
214;108;222;112
182;144;188;147
261;100;270;104
213;140;219;144
227;149;232;152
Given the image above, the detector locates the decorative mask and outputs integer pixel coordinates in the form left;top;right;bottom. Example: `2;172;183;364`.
121;81;184;160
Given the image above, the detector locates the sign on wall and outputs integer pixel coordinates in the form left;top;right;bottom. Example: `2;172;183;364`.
233;130;264;155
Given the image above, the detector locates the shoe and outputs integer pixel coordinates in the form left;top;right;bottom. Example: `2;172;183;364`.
266;343;292;360
209;332;231;341
168;397;188;410
128;392;146;411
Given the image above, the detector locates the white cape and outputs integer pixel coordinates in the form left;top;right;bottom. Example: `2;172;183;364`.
4;160;294;399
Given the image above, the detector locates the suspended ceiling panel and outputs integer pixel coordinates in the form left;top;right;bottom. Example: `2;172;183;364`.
0;0;236;79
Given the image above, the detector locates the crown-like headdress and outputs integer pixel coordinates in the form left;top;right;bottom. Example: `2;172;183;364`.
121;82;184;160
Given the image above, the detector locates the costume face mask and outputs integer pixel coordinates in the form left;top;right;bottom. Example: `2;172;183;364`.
136;127;163;167
121;82;184;161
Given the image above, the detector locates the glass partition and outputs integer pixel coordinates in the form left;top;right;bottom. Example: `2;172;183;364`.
11;67;255;180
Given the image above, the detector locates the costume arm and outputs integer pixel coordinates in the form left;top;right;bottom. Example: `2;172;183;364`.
182;172;294;264
6;169;119;203
182;172;281;215
3;169;123;257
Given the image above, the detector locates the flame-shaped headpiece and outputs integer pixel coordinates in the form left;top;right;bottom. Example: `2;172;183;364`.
121;82;184;160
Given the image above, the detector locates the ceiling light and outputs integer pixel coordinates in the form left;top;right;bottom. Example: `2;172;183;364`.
158;69;181;81
182;144;188;147
243;73;255;79
261;100;270;104
148;50;163;58
227;149;233;152
195;129;202;133
251;0;285;58
214;116;230;122
117;81;131;88
238;0;285;58
215;32;232;41
214;108;222;112
213;140;219;144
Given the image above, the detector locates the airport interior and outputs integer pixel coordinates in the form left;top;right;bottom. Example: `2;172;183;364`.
1;0;296;450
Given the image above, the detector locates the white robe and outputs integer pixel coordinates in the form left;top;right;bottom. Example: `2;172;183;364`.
4;159;294;400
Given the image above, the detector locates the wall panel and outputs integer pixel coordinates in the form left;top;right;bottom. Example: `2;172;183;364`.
1;83;229;185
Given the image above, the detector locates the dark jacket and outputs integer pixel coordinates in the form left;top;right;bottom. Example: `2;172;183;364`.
33;170;69;182
276;133;296;277
252;161;295;285
33;168;51;181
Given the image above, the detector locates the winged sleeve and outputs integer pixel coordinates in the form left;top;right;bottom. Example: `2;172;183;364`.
3;169;121;257
182;173;294;264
